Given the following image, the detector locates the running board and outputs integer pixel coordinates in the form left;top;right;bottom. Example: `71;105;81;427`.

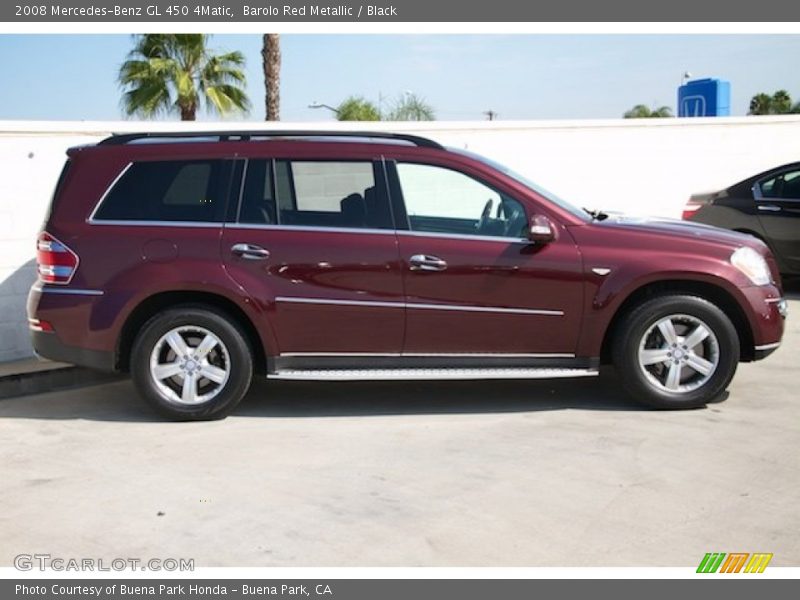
269;367;599;381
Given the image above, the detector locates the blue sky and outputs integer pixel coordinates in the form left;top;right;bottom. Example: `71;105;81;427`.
0;34;798;121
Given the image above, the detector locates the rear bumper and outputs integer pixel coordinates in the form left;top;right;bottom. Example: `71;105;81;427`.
27;283;118;371
31;330;115;371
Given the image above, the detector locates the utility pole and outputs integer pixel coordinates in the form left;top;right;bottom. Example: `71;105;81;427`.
484;110;498;121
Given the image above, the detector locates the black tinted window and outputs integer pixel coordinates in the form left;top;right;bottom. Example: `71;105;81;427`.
760;169;800;199
94;160;228;222
239;160;277;224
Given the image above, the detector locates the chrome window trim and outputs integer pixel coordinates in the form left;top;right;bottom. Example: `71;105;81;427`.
224;223;530;243
86;220;225;228
225;223;396;235
33;284;104;296
86;162;133;222
397;230;530;244
274;295;563;316
279;352;575;358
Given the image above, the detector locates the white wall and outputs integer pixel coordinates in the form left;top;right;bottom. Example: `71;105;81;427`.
1;116;798;362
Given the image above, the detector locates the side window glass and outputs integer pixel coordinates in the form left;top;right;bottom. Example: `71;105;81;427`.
94;160;226;222
396;163;527;239
780;170;800;199
759;170;800;200
239;160;277;224
274;161;392;229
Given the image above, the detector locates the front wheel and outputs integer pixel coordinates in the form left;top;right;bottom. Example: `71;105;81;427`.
612;294;740;409
130;306;253;420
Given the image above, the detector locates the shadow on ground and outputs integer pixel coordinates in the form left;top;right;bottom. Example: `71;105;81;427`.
0;368;655;422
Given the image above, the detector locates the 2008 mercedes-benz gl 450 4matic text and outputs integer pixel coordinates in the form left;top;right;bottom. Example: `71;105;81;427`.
28;131;787;420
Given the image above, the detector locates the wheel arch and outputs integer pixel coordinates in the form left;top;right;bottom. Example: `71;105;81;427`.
116;291;268;375
599;280;755;364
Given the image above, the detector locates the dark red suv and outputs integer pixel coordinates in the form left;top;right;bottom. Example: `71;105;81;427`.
28;131;787;420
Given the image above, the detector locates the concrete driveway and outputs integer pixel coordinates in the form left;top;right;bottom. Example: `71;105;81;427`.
1;289;798;567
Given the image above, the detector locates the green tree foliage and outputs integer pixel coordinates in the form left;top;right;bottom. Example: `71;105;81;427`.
623;104;673;118
749;90;800;115
119;34;250;121
335;96;382;121
386;93;436;121
334;93;436;121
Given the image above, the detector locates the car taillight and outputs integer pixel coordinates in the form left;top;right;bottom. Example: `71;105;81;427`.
36;232;78;285
681;199;703;220
28;318;54;332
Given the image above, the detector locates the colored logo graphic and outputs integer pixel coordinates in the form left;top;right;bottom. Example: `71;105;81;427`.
697;552;773;573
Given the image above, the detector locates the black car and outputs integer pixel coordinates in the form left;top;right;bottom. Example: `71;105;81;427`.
683;162;800;276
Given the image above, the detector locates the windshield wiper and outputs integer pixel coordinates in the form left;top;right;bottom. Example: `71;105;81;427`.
583;207;609;221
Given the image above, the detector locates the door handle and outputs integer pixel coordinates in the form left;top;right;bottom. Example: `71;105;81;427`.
758;204;782;212
409;254;448;272
231;243;270;260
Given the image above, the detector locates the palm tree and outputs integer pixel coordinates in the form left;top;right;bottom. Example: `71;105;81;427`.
623;104;673;118
262;34;280;121
119;34;249;121
336;96;381;121
749;93;773;115
387;93;436;121
771;90;792;114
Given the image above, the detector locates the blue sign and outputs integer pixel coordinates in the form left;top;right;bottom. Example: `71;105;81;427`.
678;78;731;117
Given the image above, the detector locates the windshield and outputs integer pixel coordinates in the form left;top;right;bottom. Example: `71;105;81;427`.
450;148;591;222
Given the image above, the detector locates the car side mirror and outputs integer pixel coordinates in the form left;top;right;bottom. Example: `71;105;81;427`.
527;214;556;243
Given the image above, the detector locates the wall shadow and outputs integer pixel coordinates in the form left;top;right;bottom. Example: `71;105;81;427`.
0;258;37;362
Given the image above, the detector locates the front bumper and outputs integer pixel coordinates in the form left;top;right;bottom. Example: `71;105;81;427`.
741;286;787;361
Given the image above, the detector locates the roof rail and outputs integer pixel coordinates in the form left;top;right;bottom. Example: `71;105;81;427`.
97;130;444;150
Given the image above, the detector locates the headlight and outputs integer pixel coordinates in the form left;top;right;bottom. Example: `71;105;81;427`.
731;247;771;286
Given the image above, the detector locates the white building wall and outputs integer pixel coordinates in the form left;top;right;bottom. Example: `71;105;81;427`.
1;117;798;362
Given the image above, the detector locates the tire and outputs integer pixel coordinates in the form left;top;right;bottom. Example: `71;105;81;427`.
611;294;740;409
130;305;253;421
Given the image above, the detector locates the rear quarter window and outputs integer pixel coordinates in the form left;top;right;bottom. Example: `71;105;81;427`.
92;160;228;222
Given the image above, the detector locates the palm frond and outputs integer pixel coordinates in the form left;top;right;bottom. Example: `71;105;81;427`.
118;33;249;121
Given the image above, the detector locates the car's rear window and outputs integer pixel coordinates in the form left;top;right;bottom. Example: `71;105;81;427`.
92;160;228;223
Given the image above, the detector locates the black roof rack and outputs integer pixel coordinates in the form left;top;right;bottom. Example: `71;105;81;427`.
97;130;444;150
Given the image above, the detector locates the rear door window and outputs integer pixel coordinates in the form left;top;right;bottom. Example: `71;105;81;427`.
758;169;800;200
93;160;229;222
237;159;392;229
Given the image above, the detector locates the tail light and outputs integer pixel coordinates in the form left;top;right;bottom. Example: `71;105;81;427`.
682;193;713;220
36;232;78;285
28;318;54;332
681;199;703;220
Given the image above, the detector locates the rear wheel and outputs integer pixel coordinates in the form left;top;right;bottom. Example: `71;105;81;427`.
131;306;253;420
612;294;740;409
